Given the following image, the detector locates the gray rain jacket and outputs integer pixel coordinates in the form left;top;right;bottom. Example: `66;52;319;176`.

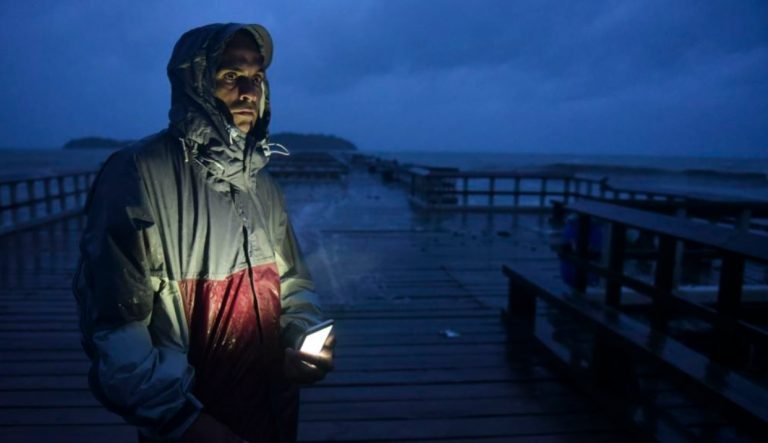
73;23;322;441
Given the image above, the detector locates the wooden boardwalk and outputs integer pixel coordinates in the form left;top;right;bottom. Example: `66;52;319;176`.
0;171;638;442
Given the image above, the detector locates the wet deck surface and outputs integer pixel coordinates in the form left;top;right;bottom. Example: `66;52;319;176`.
0;171;636;442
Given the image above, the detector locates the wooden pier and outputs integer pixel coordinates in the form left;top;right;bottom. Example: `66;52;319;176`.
0;154;766;442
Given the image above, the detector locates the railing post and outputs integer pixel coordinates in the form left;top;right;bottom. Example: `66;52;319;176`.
563;178;571;203
513;177;520;208
673;208;687;288
57;176;67;211
503;266;535;333
539;179;547;209
715;253;746;365
653;234;677;331
44;178;53;216
462;176;468;207
0;183;4;226
10;182;19;224
605;223;626;307
73;174;81;206
78;174;88;206
489;176;495;207
591;328;636;399
27;179;37;220
573;213;591;294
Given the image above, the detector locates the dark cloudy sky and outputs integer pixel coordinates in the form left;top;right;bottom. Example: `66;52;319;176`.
1;0;766;156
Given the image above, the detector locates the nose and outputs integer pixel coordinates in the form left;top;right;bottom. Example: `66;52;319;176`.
238;78;262;103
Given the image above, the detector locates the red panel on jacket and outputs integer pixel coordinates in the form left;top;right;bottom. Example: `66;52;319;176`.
179;263;285;440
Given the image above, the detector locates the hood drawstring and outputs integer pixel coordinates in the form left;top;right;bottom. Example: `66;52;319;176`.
180;137;226;174
179;138;190;163
227;125;240;146
261;142;290;158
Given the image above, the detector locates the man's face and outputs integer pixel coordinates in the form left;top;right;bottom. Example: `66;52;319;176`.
213;31;265;134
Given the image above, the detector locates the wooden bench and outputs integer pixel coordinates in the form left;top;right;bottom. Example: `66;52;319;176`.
502;199;768;441
503;263;767;441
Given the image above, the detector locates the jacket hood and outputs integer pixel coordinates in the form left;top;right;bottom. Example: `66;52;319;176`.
166;23;274;190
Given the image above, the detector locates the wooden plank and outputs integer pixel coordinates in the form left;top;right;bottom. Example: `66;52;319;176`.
0;367;555;390
302;379;575;402
0;353;530;376
0;407;122;425
0;349;87;361
0;343;523;361
0;333;508;350
332;316;502;327
319;366;555;386
0;381;573;408
0;395;592;426
0;390;101;408
300;395;595;421
0;361;90;376
383;434;632;443
0;426;135;443
296;413;624;442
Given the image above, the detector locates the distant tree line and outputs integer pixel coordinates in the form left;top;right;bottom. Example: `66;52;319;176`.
63;132;357;152
63;137;133;149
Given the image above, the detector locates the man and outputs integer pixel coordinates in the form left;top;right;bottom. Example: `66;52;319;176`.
73;23;334;442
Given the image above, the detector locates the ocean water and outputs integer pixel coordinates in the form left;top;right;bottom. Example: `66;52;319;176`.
374;150;768;174
1;147;767;200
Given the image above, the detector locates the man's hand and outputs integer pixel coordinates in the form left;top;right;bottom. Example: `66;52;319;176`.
181;412;246;443
284;334;335;385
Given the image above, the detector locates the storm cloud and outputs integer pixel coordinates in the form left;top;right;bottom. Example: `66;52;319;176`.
0;0;766;155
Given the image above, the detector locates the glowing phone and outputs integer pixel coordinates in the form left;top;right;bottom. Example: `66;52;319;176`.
298;319;334;355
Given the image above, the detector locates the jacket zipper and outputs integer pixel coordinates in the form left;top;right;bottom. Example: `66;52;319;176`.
230;184;265;345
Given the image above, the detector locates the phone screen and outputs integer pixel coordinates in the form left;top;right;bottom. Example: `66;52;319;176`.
299;322;333;355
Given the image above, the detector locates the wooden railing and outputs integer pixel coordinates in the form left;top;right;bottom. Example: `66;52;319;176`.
0;152;351;237
361;159;694;214
406;168;608;213
501;199;768;438
363;158;768;233
559;199;768;366
0;170;97;237
593;184;768;233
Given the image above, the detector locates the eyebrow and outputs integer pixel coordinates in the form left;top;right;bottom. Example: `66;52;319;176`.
218;50;264;67
218;60;264;74
219;63;263;71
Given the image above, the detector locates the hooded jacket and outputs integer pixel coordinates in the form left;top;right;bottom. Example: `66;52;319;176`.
73;23;322;441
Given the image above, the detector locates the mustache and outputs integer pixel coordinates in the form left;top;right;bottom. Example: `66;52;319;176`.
230;102;258;113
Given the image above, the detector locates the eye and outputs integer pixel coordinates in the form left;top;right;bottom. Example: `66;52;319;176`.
222;72;238;82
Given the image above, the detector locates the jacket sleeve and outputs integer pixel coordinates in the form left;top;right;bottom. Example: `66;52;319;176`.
73;150;201;440
268;179;325;349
